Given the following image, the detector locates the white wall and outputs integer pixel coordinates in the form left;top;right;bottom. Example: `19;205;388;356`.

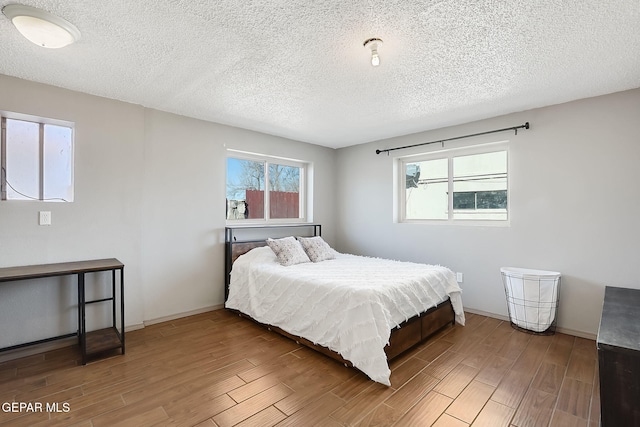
140;108;337;322
335;88;640;337
0;75;336;349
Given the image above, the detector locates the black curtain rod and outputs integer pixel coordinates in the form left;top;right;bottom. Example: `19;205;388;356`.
375;122;530;155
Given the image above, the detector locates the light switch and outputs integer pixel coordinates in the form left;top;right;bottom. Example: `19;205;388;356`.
456;272;463;283
39;211;51;226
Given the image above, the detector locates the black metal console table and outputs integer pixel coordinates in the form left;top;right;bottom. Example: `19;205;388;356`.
0;258;125;364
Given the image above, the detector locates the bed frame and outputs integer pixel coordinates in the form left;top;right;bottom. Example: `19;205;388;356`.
224;225;455;368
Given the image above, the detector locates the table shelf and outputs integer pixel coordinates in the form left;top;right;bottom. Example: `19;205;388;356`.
85;327;123;355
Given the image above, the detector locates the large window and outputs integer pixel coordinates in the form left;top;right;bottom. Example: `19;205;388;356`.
1;115;74;202
400;143;508;223
226;152;307;223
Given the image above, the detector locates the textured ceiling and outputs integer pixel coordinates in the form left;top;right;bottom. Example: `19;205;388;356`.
1;1;639;149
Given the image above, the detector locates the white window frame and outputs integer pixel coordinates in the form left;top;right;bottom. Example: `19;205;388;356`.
0;112;75;202
226;149;309;225
396;141;509;226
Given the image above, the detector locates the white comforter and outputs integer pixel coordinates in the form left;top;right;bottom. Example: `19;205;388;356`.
225;246;465;385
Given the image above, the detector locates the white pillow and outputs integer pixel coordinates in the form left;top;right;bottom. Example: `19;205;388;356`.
266;237;310;266
297;236;335;262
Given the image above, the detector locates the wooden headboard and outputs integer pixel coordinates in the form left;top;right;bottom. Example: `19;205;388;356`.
224;224;321;301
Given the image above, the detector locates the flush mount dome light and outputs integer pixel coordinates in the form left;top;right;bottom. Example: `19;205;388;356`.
363;37;383;67
2;4;80;48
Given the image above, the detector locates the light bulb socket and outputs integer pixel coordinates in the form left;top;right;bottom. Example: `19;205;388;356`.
363;37;383;48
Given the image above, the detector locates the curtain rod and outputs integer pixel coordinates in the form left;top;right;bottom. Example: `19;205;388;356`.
375;122;530;155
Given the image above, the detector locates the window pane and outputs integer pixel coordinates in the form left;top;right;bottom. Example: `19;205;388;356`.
453;151;507;220
226;158;264;219
405;158;448;220
43;124;73;201
268;163;300;219
477;190;507;209
453;191;476;209
6;119;39;200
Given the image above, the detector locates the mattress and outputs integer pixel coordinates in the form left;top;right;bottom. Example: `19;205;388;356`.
225;246;465;385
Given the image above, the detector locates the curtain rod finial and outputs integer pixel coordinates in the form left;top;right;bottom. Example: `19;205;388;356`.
525;122;530;129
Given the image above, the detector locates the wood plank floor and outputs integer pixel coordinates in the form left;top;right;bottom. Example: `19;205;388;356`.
0;310;600;426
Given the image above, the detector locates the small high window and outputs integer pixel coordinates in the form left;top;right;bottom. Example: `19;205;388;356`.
399;143;508;224
1;115;74;202
226;151;307;223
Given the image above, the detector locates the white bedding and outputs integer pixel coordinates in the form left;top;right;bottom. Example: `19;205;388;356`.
225;246;465;385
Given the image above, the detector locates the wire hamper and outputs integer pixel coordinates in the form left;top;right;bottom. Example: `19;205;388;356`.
501;267;561;335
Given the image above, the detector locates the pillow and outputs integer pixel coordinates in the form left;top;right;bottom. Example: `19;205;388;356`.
266;237;310;266
297;236;335;262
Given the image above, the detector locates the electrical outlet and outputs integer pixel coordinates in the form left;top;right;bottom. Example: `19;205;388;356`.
456;272;464;283
39;211;51;226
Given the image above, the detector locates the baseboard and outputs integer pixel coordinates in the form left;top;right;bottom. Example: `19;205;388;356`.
0;336;78;364
0;305;224;363
464;307;597;340
125;323;145;332
464;307;511;323
554;327;596;341
143;304;224;327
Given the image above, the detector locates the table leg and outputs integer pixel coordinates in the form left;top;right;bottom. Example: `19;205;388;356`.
78;272;86;365
111;270;116;330
121;267;125;355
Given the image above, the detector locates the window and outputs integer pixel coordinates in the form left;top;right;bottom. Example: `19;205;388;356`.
226;152;307;223
1;115;74;202
400;143;508;223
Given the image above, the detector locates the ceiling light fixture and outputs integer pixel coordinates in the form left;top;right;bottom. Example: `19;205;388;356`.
363;37;383;67
2;4;81;49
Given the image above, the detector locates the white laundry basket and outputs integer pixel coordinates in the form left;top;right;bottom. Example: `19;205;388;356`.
501;267;561;335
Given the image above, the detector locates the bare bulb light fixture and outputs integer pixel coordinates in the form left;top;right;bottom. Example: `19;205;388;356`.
2;4;81;48
363;37;383;67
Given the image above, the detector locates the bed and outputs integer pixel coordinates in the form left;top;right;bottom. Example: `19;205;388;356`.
224;225;465;385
